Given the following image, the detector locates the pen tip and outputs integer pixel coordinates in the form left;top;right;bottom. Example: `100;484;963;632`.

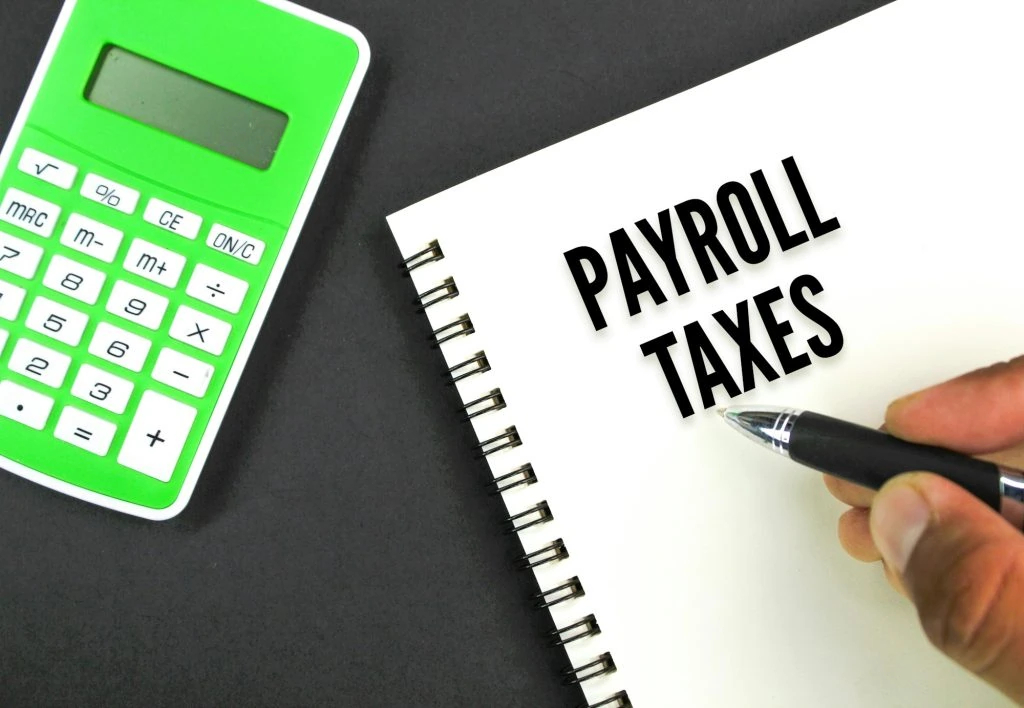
716;407;727;419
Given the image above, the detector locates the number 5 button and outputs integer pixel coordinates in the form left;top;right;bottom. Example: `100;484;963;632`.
170;306;231;356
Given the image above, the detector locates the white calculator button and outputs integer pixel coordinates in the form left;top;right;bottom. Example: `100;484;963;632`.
54;407;117;457
152;348;215;398
0;381;54;430
59;213;124;263
106;281;169;331
25;297;89;347
186;264;249;315
81;173;140;215
143;199;202;240
43;255;107;306
0;231;44;279
8;338;72;388
0;278;27;321
169;306;231;356
118;391;197;482
207;224;265;265
123;239;186;288
18;149;78;190
0;187;61;238
88;322;152;373
71;364;134;415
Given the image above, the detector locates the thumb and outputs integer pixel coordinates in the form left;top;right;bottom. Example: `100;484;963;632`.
871;473;1024;704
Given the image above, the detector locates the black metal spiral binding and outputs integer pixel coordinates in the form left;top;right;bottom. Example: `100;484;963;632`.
406;246;628;708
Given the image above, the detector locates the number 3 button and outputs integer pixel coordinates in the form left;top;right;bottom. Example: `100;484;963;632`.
71;364;134;415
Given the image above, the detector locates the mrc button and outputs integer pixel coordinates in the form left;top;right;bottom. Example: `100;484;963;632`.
206;224;264;266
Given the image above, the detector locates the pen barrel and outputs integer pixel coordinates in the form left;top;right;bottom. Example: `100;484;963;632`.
789;413;1002;510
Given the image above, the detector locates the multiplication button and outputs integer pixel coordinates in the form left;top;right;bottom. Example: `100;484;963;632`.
55;407;117;456
118;391;197;482
0;381;54;430
170;306;231;356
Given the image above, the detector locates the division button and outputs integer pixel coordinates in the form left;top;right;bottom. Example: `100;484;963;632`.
0;187;61;238
117;390;197;482
81;173;140;215
18;148;78;190
185;264;249;314
143;198;202;240
0;381;54;430
123;238;186;288
152;348;215;398
0;231;44;279
54;407;117;456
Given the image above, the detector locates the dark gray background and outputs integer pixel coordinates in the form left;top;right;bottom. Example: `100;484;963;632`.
0;1;887;705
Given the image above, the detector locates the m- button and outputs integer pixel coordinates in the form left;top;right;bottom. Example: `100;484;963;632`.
144;198;203;240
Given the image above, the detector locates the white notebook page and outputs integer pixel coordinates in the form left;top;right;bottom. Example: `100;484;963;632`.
388;0;1024;704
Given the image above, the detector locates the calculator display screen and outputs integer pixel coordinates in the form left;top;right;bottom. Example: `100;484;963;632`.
86;46;288;170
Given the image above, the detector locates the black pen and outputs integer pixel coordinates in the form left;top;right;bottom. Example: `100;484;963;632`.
719;406;1024;531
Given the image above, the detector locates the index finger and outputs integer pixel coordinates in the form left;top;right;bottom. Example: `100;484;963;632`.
885;356;1024;454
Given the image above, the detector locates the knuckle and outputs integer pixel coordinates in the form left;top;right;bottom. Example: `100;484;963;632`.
918;542;1022;672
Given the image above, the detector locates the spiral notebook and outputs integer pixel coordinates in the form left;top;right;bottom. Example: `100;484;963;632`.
387;1;1024;705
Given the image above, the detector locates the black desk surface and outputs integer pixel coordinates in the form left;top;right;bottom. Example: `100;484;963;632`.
0;1;887;705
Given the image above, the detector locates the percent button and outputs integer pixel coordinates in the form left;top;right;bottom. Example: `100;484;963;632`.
81;174;140;215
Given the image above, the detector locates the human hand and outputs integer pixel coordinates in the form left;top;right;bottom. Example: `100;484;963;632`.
825;357;1024;705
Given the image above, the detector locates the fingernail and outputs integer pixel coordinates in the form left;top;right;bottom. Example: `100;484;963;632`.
871;482;931;575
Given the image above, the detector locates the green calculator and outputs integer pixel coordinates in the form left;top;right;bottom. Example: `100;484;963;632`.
0;0;368;519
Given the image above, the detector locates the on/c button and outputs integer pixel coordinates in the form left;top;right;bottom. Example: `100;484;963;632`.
143;198;203;240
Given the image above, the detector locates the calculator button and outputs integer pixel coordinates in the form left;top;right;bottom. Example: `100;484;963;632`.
207;224;265;265
0;187;61;238
25;297;89;347
18;149;78;190
8;338;71;388
71;364;134;415
152;348;215;398
0;381;54;430
123;239;186;288
54;407;117;457
81;173;140;215
0;231;44;279
59;213;123;263
42;255;107;306
117;391;197;482
88;323;152;373
143;199;202;240
169;306;231;356
186;264;249;314
0;279;27;321
106;281;169;331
